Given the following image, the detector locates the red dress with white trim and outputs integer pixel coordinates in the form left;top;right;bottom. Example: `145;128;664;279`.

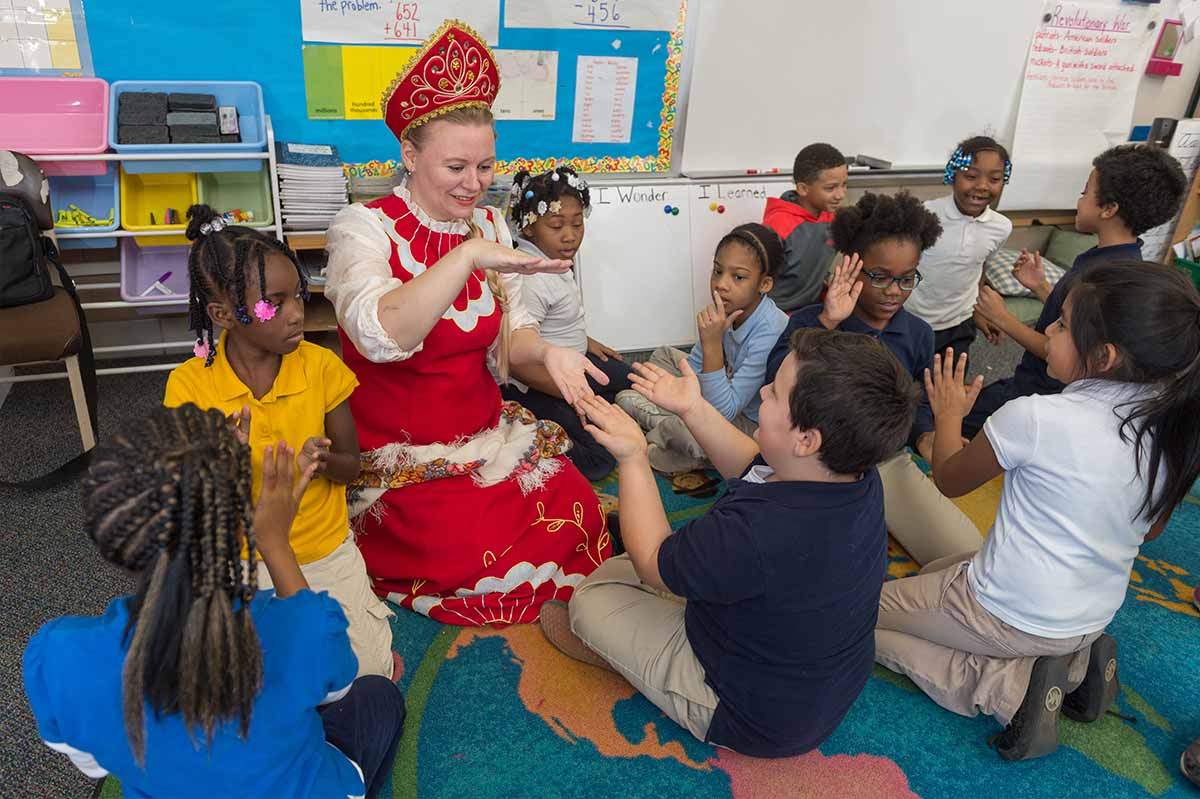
326;185;610;626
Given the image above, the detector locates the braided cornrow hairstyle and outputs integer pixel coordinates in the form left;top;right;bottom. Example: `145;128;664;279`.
184;204;308;367
507;166;591;231
84;404;262;766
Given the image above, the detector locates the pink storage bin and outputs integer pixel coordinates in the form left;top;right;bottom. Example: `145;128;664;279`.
0;77;109;176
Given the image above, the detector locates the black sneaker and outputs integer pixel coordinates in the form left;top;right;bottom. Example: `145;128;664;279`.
1062;634;1118;723
990;654;1071;762
1181;737;1200;787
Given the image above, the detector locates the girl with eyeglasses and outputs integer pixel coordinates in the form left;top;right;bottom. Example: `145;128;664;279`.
764;191;984;567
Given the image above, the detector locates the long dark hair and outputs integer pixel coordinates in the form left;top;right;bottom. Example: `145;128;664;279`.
1067;262;1200;522
84;404;263;764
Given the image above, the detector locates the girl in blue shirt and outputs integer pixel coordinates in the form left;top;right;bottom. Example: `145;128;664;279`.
617;222;789;474
23;404;405;798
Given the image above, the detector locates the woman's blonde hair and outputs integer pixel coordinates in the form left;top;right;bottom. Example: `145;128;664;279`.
404;106;496;147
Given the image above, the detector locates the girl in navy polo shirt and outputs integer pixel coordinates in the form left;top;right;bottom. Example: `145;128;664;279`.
23;404;405;798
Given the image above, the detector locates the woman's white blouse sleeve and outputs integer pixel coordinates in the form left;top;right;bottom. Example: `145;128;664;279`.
324;203;421;363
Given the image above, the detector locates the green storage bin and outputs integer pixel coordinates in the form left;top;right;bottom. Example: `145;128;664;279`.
196;169;273;228
1176;255;1200;291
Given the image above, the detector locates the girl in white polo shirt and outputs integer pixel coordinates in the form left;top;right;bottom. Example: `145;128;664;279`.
907;136;1014;361
875;262;1200;763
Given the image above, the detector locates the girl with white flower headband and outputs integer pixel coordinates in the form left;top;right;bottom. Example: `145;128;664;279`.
504;166;634;481
163;203;398;680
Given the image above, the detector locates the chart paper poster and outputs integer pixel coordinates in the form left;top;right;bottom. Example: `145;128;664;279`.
1141;119;1200;262
493;49;558;121
572;55;637;144
1004;2;1159;210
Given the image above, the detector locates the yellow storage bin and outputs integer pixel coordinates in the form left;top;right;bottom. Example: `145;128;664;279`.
119;168;197;246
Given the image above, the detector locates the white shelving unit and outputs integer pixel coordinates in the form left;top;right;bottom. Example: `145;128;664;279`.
9;116;292;379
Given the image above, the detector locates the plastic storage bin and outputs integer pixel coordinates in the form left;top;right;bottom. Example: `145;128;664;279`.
196;169;273;228
1176;256;1200;291
50;164;121;250
119;239;191;304
109;80;265;174
119;168;197;247
0;77;109;176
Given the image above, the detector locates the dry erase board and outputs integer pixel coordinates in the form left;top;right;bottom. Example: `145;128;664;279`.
682;0;1200;180
82;0;689;172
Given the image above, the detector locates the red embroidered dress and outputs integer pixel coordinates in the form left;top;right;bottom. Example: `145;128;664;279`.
324;185;610;626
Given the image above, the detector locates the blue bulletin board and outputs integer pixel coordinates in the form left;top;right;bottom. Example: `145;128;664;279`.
82;0;687;173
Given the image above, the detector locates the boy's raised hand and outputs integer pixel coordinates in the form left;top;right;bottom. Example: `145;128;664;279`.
630;358;703;418
924;350;984;420
973;285;1013;327
1012;249;1047;291
578;395;648;463
818;253;864;328
254;442;319;557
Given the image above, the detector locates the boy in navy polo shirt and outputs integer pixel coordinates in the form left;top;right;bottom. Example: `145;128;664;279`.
540;328;918;758
966;143;1187;437
764;191;983;566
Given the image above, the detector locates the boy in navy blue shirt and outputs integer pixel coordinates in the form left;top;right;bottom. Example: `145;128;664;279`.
762;191;983;566
540;328;918;757
966;143;1187;437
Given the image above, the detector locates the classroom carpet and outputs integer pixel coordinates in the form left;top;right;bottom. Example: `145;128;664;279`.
90;462;1200;799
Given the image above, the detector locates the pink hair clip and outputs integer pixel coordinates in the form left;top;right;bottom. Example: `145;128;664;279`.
193;339;210;360
253;300;276;323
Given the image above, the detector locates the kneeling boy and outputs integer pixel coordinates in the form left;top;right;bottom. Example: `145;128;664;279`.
541;328;918;757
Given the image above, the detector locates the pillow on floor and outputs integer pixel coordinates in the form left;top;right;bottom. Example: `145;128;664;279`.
984;249;1068;297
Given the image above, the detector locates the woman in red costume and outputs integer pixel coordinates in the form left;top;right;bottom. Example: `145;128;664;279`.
325;21;611;626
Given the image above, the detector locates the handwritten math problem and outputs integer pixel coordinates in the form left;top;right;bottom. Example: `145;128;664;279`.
301;0;500;46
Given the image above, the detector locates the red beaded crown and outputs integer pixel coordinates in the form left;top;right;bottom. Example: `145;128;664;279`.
381;20;500;141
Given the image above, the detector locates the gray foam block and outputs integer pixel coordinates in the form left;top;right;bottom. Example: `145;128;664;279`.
119;108;166;125
118;125;169;144
167;92;216;111
118;92;168;111
166;111;218;127
169;125;221;143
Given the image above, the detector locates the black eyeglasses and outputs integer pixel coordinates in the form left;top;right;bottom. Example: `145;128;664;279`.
862;269;922;291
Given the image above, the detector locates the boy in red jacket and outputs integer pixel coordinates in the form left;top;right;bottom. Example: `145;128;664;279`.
764;143;847;312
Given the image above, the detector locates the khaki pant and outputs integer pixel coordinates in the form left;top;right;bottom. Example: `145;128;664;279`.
568;554;718;742
252;535;395;679
618;346;756;474
875;554;1098;725
877;451;983;566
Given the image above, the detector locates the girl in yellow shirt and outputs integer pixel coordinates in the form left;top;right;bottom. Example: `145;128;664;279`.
164;204;395;679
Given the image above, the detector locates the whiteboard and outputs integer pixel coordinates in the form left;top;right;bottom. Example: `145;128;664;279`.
577;183;695;351
681;0;1200;178
686;182;771;315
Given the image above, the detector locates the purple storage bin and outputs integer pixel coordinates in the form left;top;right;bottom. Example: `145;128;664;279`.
119;238;190;304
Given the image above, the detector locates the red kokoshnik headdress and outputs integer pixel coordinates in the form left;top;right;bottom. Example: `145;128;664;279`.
381;20;500;142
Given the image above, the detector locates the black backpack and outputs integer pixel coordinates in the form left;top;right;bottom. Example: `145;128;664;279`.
0;195;54;308
0;192;99;488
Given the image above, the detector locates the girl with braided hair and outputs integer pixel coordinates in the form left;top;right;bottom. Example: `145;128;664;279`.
164;204;395;679
501;166;633;480
23;404;406;797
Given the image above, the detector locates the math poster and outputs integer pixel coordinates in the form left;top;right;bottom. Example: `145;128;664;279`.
300;0;500;45
1004;1;1159;210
